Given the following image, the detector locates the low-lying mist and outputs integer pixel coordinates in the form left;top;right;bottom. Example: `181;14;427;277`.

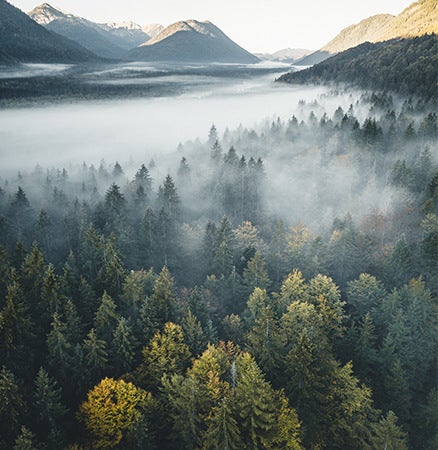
0;67;327;173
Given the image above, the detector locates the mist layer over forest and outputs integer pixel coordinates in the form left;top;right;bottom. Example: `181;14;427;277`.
0;63;437;449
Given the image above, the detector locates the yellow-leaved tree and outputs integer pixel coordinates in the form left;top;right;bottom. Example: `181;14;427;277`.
79;377;155;448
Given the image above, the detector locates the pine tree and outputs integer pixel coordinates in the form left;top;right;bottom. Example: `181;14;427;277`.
0;274;33;376
98;237;126;298
203;396;242;450
246;305;282;382
13;426;38;450
33;367;67;448
137;322;191;392
234;353;277;449
276;269;308;314
213;216;235;277
46;313;72;382
0;367;26;445
83;328;108;384
369;411;408;450
111;317;137;374
94;291;119;343
149;266;177;325
242;251;270;296
41;264;62;316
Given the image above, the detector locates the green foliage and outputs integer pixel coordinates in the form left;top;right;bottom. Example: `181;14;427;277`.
279;34;438;100
137;322;191;392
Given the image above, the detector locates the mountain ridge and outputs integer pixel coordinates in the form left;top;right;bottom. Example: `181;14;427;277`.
126;19;259;63
278;34;438;100
0;0;96;64
296;0;438;65
28;3;153;58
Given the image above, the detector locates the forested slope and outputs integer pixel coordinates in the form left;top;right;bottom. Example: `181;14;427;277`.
279;34;438;101
0;92;437;449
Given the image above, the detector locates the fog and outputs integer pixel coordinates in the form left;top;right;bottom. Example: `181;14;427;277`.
0;63;72;79
0;62;436;236
0;65;327;172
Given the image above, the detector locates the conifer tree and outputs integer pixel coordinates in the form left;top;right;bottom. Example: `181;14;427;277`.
137;322;191;392
111;317;137;374
94;291;119;343
0;366;26;445
83;328;108;384
234;353;277;449
149;266;177;325
33;367;67;448
13;426;38;450
46;313;73;382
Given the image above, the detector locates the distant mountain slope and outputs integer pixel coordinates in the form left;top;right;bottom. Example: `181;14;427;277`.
126;20;259;63
99;21;152;50
28;3;133;58
378;0;438;40
321;14;395;54
142;23;164;38
278;34;438;100
0;0;95;64
28;3;153;58
296;0;438;65
255;48;313;63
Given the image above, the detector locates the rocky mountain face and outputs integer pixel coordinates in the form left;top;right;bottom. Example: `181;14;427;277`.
126;19;259;63
0;0;96;64
28;3;157;58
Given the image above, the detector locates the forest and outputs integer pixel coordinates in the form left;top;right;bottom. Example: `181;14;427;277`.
0;90;437;449
278;34;438;101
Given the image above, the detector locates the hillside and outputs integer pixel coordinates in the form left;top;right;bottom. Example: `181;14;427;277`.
126;19;259;63
255;48;313;63
321;14;395;54
28;3;150;58
0;0;95;64
278;34;438;100
379;0;438;40
296;0;438;65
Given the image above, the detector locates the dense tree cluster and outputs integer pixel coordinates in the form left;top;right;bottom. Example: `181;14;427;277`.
278;34;438;102
0;92;436;448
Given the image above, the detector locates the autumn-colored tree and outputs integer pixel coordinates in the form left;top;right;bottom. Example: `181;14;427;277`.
79;377;155;448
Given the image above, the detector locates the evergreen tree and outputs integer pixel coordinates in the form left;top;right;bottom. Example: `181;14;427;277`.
136;322;191;392
13;426;38;450
369;411;408;450
149;266;177;325
111;317;137;374
46;313;73;382
234;353;277;449
33;367;67;448
94;291;119;343
0;367;26;445
83;328;108;384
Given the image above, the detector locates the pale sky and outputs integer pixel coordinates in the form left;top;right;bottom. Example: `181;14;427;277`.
10;0;414;53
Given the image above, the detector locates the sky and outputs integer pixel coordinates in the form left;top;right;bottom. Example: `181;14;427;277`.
10;0;414;53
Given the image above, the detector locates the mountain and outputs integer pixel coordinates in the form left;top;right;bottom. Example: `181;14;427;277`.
321;14;395;54
255;48;313;63
100;21;152;50
126;20;259;63
296;0;438;65
378;0;438;40
278;34;438;100
0;0;95;64
28;3;151;58
142;23;164;38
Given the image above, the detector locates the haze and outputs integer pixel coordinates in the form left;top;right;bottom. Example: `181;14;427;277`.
9;0;414;52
